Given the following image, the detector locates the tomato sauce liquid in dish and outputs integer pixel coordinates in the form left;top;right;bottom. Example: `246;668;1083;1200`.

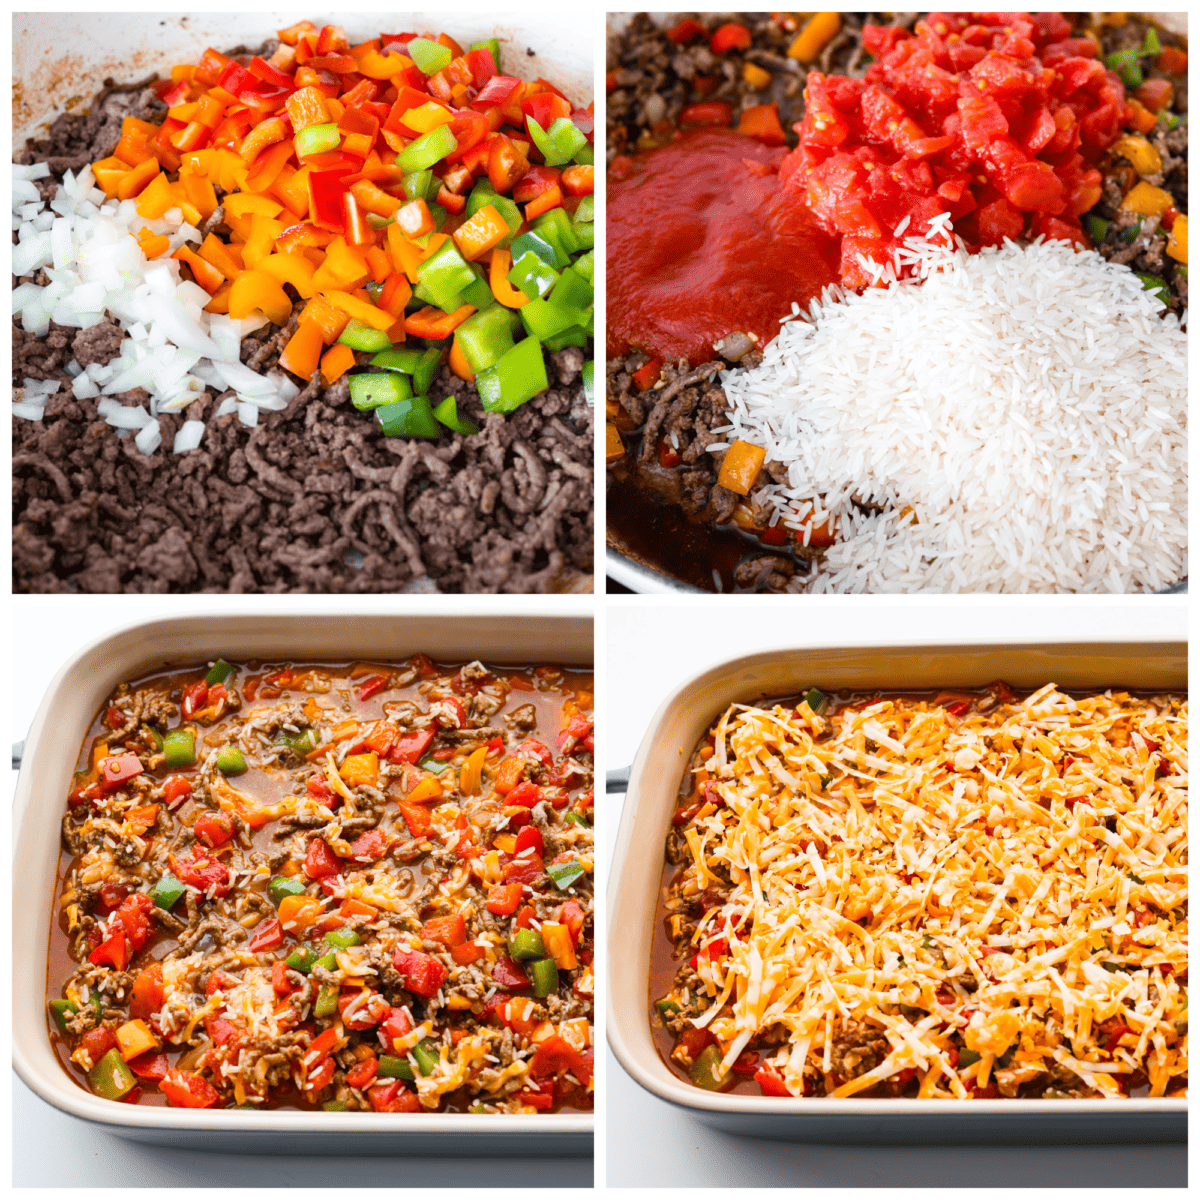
607;127;841;365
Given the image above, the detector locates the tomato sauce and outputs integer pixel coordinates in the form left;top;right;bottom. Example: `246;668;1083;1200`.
607;127;841;366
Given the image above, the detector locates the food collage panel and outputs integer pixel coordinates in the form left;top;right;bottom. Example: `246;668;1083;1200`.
7;6;1189;1194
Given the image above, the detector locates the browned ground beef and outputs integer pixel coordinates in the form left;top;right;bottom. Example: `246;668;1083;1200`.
14;61;594;594
606;13;1187;593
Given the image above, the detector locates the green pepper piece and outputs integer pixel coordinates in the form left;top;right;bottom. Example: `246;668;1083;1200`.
314;983;339;1019
521;297;589;342
456;303;518;374
324;928;361;950
371;346;424;373
150;872;185;910
402;169;436;201
469;38;501;72
1086;214;1110;243
268;875;306;906
365;214;394;232
573;144;595;166
476;337;549;413
508;251;560;301
216;745;247;775
1168;113;1187;131
1136;272;1169;305
377;394;443;439
88;1047;137;1101
507;928;547;960
465;180;522;241
338;319;393;353
533;208;581;258
573;249;595;284
407;37;452;75
565;810;590;829
432;396;480;435
162;728;196;769
416;239;477;311
956;1048;982;1068
142;728;163;753
509;230;566;270
571;221;595;251
295;122;341;157
322;1100;349;1111
581;361;595;406
315;952;339;972
416;752;450;774
542;326;589;353
548;265;592;312
204;658;234;686
412;1038;440;1077
397;124;457;173
546;859;584;890
572;195;595;225
688;1044;728;1091
468;1103;489;1113
529;956;559;998
457;266;494;312
285;946;317;973
287;728;318;756
655;997;682;1019
804;687;828;713
378;1053;416;1080
350;371;412;411
49;998;80;1032
526;116;586;168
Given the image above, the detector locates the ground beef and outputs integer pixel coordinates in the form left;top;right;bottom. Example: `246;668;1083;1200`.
15;60;594;594
606;12;1188;593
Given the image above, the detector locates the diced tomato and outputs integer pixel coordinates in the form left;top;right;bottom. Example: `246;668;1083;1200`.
379;1006;413;1053
272;958;296;996
754;1067;793;1096
169;847;231;896
710;23;752;54
356;675;388;701
337;988;389;1030
529;1034;587;1079
346;1058;378;1089
194;811;234;849
513;826;544;858
421;914;467;947
99;751;143;793
204;969;238;997
130;964;166;1020
518;738;553;768
82;1027;119;1062
161;1070;221;1108
486;882;523;915
392;948;448;998
304;1055;336;1092
667;18;706;45
559;899;586;942
248;918;284;952
304;838;343;880
88;926;130;971
515;1086;554;1110
181;681;209;719
127;1050;170;1082
116;892;156;952
367;1078;422;1112
307;774;338;807
502;855;543;884
492;955;530;990
204;1013;238;1045
679;101;732;128
657;438;682;469
507;782;543;809
161;776;192;806
347;829;389;863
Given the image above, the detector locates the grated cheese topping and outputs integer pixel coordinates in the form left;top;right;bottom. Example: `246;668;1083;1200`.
667;686;1187;1100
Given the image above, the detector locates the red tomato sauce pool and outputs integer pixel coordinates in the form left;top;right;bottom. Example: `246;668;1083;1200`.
606;127;841;366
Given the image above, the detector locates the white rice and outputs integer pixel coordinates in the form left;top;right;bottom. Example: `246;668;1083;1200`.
718;225;1187;593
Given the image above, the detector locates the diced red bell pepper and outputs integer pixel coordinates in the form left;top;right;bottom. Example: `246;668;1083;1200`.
529;1035;587;1079
194;811;234;849
487;133;530;194
570;105;594;143
170;847;231;896
522;92;572;132
710;23;752;54
357;675;387;701
398;801;433;838
161;1070;221;1109
503;855;543;884
127;1050;171;1082
379;1006;413;1053
392;948;448;998
472;74;522;111
667;18;706;45
492;955;530;990
367;1079;422;1112
181;680;209;718
129;964;165;1019
116;892;156;952
754;1067;793;1096
89;926;130;971
559;899;587;942
272;958;297;996
347;829;389;863
345;1058;378;1089
100;751;143;793
389;728;436;764
513;826;544;858
337;988;389;1030
161;776;192;806
82;1027;119;1061
304;838;343;880
248;918;284;952
486;883;523;915
513;164;561;204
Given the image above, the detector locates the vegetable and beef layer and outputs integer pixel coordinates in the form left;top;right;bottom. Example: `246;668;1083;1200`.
652;683;1187;1099
14;45;593;596
49;655;594;1112
606;13;1188;593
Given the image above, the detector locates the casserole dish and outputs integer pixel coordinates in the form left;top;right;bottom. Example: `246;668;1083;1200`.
607;635;1186;1143
13;608;593;1156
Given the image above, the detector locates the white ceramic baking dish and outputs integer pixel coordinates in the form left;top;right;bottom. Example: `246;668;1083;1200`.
608;635;1187;1143
13;608;593;1156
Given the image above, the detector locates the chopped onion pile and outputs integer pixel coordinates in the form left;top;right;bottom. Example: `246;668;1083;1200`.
12;162;299;453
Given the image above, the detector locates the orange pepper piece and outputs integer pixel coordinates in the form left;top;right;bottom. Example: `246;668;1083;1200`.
279;317;325;377
319;342;356;386
286;86;331;132
228;270;293;325
489;248;530;309
451;203;510;262
449;336;476;384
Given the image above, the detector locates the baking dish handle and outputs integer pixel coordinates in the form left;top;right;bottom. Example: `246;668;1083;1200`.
12;739;25;770
606;766;630;794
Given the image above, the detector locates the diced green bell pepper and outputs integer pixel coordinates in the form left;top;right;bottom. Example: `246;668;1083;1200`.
268;875;306;906
49;998;80;1032
1136;272;1169;305
397;124;457;173
371;345;443;396
476;337;549;413
163;728;196;768
151;873;186;910
145;727;164;752
89;1047;137;1100
412;1037;440;1077
573;249;595;284
521;297;589;342
1087;214;1110;243
205;658;234;686
377;395;442;439
572;221;595;251
572;195;595;225
566;809;590;828
216;746;247;774
469;38;501;72
350;371;412;411
526;116;586;168
456;303;518;374
655;997;682;1018
366;214;394;231
339;319;393;353
402;169;436;202
432;396;480;435
573;144;595;166
323;1100;349;1111
314;983;339;1019
285;945;320;973
547;859;584;890
804;687;828;714
468;1103;489;1113
542;326;588;353
324;928;361;950
957;1048;982;1068
507;929;547;960
529;956;559;998
549;265;592;311
416;752;450;774
283;728;318;756
509;230;566;271
689;1044;728;1091
581;361;595;406
407;37;452;75
295;122;340;157
458;265;495;312
533;208;581;258
315;952;338;971
378;1054;415;1080
416;240;477;312
508;251;559;301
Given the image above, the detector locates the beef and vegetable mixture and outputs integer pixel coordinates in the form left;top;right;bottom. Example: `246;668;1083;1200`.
48;655;594;1112
14;23;594;595
652;683;1187;1099
606;13;1188;592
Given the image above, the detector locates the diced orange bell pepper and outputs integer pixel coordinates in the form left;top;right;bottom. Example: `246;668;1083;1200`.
195;92;227;130
240;116;288;164
489;247;530;309
122;115;160;140
737;101;787;146
321;237;371;288
225;192;284;219
323;289;394;330
113;156;160;201
242;214;286;269
180;171;219;219
136;227;171;259
279;317;325;377
245;140;295;194
277;19;315;46
90;157;131;200
341;192;371;247
449;336;476;384
524;184;563;221
377;271;413;318
135;172;178;219
299;293;350;342
387;224;424;283
172;245;226;294
198;233;243;279
204;281;233;314
113;132;154;168
404;304;475;339
257;251;316;298
228;269;293;325
365;245;393;284
349;178;403;218
406;775;443;805
319;342;356;386
561;165;595;196
286;86;331;132
357;48;415;80
452;204;510;262
717;439;766;495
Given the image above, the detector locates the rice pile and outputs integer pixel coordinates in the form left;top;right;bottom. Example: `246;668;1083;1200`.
716;217;1188;593
12;161;296;455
